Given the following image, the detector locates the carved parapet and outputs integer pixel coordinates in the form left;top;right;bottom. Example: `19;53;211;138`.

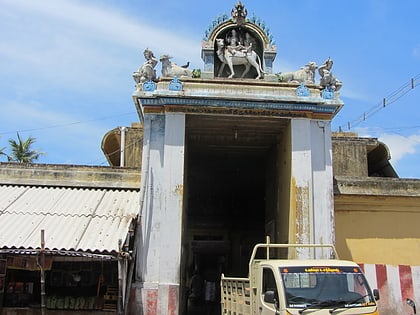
132;77;344;121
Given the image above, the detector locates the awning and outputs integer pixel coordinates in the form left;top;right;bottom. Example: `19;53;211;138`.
0;184;140;255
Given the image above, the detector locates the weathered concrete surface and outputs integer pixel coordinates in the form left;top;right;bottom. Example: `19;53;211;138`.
334;176;420;196
0;162;140;189
290;120;335;255
332;133;368;177
134;113;185;315
332;132;398;178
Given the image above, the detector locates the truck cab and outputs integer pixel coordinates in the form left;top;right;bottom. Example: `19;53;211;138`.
221;242;380;315
258;260;379;314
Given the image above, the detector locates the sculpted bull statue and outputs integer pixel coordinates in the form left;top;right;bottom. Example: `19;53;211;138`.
160;55;192;78
215;38;264;79
277;62;318;84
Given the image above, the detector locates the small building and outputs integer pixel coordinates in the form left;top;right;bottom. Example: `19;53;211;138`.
0;163;140;314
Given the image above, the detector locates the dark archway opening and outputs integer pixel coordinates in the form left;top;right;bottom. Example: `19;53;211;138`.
182;114;288;315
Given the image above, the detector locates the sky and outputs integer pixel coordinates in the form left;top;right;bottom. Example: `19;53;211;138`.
0;0;419;177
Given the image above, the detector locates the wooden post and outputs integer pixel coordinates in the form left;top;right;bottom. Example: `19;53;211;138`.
40;230;46;315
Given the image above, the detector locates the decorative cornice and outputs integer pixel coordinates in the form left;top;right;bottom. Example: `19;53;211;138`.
137;96;339;115
134;96;341;121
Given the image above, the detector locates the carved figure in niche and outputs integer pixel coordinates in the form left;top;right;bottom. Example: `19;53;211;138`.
160;54;192;78
277;62;318;84
226;29;250;55
216;38;264;79
243;32;256;49
318;57;342;91
133;48;158;84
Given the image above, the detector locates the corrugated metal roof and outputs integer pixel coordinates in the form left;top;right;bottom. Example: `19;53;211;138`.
0;184;140;254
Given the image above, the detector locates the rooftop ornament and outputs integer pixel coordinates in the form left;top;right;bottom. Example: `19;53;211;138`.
160;54;192;78
231;1;247;25
133;49;158;84
276;61;318;84
318;57;342;91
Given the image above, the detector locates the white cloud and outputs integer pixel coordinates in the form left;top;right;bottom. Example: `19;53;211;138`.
378;133;420;163
0;0;202;92
354;127;420;167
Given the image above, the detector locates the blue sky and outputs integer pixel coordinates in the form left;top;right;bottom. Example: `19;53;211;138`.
0;0;419;177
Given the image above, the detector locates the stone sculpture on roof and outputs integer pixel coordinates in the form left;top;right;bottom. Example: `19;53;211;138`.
133;48;158;84
215;37;264;79
159;54;192;78
231;1;247;25
201;1;277;80
132;1;343;97
318;57;342;91
277;62;318;84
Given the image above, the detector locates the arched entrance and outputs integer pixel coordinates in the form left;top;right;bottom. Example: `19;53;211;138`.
182;114;291;315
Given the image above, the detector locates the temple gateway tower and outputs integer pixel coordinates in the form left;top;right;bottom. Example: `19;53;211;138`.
131;2;343;314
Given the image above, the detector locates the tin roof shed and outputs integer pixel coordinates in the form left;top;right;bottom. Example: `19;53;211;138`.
0;184;139;254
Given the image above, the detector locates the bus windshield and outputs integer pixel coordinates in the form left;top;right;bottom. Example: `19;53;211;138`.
279;266;376;310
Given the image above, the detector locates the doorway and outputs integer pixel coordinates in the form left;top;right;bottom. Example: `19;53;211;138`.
182;114;290;315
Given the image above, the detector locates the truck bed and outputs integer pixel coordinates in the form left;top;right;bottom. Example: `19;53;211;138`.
220;275;251;315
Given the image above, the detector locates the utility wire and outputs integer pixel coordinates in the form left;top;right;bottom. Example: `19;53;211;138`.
338;74;420;131
0;111;137;136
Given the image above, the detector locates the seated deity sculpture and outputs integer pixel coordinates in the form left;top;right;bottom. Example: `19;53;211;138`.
133;49;158;84
216;37;264;79
226;29;251;55
318;57;342;91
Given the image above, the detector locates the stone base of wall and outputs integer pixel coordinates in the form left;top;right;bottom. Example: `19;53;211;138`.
128;282;179;315
1;309;114;315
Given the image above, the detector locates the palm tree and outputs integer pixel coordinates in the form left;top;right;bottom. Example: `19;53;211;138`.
8;132;44;163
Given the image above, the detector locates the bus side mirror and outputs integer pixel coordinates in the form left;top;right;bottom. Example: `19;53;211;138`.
373;289;380;301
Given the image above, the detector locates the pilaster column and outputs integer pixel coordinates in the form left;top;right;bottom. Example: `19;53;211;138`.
290;119;335;258
136;112;186;315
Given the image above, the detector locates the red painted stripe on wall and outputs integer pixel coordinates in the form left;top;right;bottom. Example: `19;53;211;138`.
358;263;365;272
168;285;178;315
146;289;158;315
399;265;414;303
375;264;387;291
375;264;391;313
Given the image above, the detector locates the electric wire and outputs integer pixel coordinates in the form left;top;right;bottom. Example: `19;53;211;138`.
0;111;139;166
337;74;420;131
0;111;137;136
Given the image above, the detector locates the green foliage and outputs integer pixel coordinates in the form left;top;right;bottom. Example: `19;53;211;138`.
275;73;285;82
192;69;201;78
6;132;44;163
